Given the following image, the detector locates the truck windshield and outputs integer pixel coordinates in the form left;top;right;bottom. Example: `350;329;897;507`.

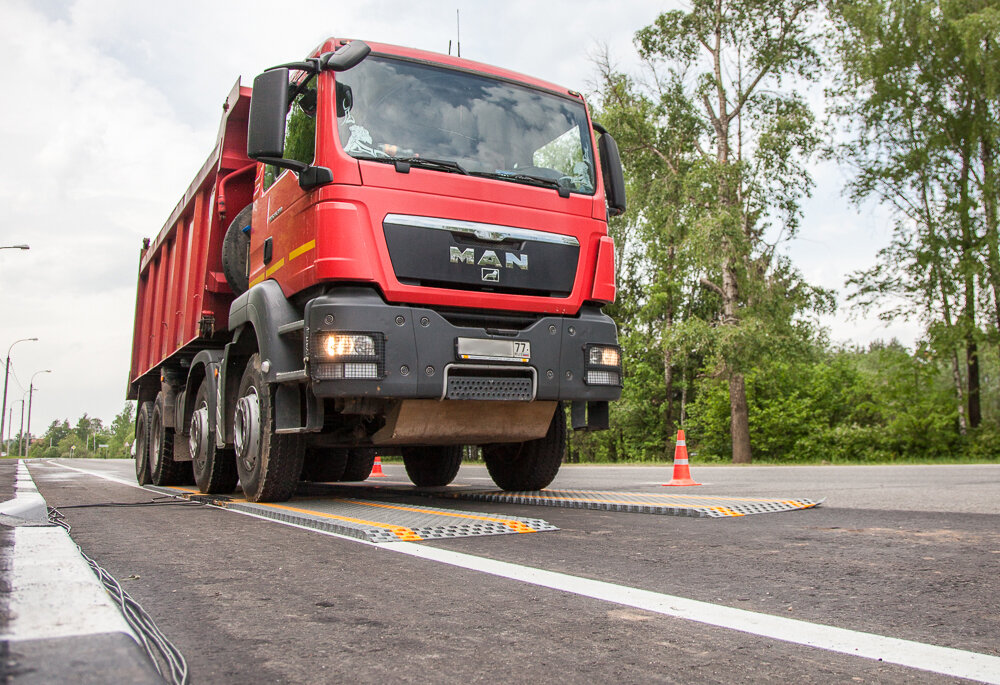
335;56;596;195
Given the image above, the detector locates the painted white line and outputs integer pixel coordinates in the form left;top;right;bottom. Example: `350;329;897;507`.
0;461;139;643
44;460;148;491
52;460;1000;683
380;542;1000;684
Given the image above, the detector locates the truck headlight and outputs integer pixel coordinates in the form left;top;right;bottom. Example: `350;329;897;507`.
314;332;384;380
324;333;376;358
584;344;622;386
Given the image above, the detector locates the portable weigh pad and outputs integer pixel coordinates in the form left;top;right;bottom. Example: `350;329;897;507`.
147;486;558;543
448;489;824;518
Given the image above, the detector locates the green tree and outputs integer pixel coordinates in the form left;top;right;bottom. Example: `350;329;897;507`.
596;0;831;462
829;0;1000;431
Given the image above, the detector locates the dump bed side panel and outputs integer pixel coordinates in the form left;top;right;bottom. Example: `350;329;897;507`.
128;82;254;398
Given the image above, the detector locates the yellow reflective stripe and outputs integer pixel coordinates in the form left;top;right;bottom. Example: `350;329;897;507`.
249;273;265;288
265;258;284;278
709;507;745;517
289;240;316;261
336;498;537;533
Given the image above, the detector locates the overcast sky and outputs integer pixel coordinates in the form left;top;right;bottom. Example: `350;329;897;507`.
0;0;912;436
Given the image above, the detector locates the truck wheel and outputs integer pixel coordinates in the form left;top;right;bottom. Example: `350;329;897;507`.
482;403;565;491
150;393;193;486
401;446;462;487
234;353;304;502
301;448;349;482
134;401;153;485
190;379;238;494
339;448;376;481
222;204;252;295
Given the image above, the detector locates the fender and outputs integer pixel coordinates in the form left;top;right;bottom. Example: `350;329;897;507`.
217;280;309;446
227;279;304;382
181;349;225;443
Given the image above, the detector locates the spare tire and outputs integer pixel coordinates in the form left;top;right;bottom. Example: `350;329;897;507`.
222;204;253;295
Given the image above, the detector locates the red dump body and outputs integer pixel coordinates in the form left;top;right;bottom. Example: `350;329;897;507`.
127;82;254;396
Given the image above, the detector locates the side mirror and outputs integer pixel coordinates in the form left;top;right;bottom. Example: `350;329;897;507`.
595;126;626;217
323;41;371;72
248;68;290;160
248;67;333;191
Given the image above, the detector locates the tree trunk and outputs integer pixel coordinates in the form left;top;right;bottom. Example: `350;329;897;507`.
663;346;675;440
729;372;752;463
967;341;982;428
959;149;982;428
980;135;1000;363
680;365;688;427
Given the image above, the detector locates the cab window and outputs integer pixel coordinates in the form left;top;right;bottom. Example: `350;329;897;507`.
263;72;317;190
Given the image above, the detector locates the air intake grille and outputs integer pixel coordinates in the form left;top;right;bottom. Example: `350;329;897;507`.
446;376;533;401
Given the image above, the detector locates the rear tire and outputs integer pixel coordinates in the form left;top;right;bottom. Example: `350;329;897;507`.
222;204;252;295
234;353;304;502
301;448;349;482
134;401;152;485
340;448;376;481
401;446;463;487
190;379;238;494
482;403;565;491
150;393;192;486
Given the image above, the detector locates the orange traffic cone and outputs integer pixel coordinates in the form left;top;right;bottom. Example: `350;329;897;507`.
370;455;387;478
663;429;700;486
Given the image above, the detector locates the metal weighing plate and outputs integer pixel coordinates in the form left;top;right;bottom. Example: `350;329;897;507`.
148;486;557;543
449;489;824;518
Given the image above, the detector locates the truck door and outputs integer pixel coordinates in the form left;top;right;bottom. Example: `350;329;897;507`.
249;73;318;291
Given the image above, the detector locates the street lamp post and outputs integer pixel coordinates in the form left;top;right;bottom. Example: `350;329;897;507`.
2;337;38;452
17;392;27;457
24;369;52;458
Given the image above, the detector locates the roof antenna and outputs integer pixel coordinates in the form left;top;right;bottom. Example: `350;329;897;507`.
456;9;461;58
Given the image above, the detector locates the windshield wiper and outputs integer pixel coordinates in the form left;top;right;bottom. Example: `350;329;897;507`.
474;171;572;198
358;155;469;175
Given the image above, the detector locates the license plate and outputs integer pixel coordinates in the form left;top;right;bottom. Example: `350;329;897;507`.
456;337;531;363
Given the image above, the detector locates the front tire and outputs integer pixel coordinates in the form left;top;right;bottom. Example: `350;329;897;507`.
339;448;376;481
482;404;565;491
234;353;304;502
401;446;463;487
301;448;349;482
190;379;238;494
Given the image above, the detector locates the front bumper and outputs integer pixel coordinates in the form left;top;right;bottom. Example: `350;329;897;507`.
303;288;621;403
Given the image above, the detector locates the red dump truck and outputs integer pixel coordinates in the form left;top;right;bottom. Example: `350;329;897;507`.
128;38;625;502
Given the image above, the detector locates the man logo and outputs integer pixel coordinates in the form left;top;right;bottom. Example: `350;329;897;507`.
450;246;528;271
481;268;500;282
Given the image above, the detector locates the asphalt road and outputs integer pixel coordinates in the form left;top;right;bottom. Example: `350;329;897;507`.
19;459;1000;683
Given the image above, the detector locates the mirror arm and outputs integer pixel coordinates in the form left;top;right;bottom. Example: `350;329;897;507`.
255;158;333;191
265;57;322;75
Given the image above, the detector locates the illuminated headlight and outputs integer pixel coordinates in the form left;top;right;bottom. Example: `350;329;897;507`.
313;332;384;380
584;344;622;387
588;346;620;367
323;333;376;358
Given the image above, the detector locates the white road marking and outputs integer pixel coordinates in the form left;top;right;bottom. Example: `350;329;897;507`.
0;461;139;643
47;460;1000;684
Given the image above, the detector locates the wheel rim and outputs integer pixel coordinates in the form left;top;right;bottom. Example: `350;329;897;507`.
189;401;209;471
234;386;261;473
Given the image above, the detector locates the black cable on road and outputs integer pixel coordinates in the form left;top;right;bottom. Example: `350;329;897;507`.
48;506;191;685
